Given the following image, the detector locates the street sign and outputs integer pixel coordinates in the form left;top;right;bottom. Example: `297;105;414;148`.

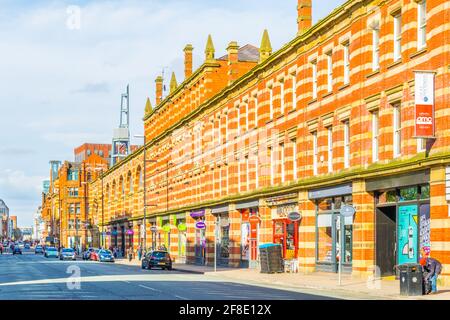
195;221;206;229
340;205;356;217
150;226;158;233
249;215;261;223
287;212;302;222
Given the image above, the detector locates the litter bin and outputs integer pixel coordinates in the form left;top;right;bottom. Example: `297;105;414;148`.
398;263;423;296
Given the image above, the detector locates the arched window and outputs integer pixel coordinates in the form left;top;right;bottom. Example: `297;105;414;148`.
128;171;133;193
137;166;143;188
120;176;125;195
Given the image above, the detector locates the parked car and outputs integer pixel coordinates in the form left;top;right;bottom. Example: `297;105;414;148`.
13;247;22;255
24;243;31;250
82;248;96;260
89;249;100;261
60;248;76;261
18;242;24;249
141;251;172;270
44;247;59;258
98;249;115;263
35;245;44;254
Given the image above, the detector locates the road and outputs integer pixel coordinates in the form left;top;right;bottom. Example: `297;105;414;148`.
0;248;338;300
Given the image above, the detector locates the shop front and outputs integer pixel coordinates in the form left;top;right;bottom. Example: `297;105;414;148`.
235;200;260;268
309;184;353;273
176;216;187;264
211;205;230;267
366;170;431;277
191;209;206;265
266;194;300;260
160;216;171;251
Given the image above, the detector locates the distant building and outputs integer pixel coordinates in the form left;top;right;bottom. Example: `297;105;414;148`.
0;199;10;239
33;206;45;241
20;227;33;241
74;143;112;163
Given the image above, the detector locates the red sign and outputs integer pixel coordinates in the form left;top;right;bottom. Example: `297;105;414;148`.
249;215;261;224
415;104;434;138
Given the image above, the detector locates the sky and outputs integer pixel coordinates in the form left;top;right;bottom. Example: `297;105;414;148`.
0;0;347;227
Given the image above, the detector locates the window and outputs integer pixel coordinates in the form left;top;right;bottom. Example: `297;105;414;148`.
327;127;333;173
245;156;250;191
217;118;221;145
313;131;318;175
68;188;79;197
372;112;379;162
280;81;285;114
138;169;143;187
225;113;228;141
292;73;297;110
417;138;426;153
237;158;241;192
219;166;222;196
236;106;241;136
68;203;80;215
280;143;285;183
269;146;274;185
372;27;380;71
67;169;79;181
292;139;297;180
245;102;249;131
393;14;402;61
326;52;333;92
343;43;350;85
129;174;133;193
393;103;402;157
269;87;274;119
418;1;427;49
344;121;350;168
312;61;318;99
254;94;259;128
254;152;259;189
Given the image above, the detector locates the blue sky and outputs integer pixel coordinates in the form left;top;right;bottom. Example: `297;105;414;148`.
0;0;347;227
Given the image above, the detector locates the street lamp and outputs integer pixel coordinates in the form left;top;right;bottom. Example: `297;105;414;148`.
94;167;105;248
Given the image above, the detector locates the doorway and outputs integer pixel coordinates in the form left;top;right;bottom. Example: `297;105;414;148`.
376;206;397;276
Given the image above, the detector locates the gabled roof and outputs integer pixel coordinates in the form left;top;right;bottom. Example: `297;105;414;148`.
217;44;260;62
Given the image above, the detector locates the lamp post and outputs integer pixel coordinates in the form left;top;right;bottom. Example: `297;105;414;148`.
94;167;104;248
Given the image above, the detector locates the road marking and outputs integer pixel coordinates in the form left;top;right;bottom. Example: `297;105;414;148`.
138;284;160;292
174;295;188;300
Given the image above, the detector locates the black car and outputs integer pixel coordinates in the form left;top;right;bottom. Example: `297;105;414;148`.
141;251;172;270
13;247;22;255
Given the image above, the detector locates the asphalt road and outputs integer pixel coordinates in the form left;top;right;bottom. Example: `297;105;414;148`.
0;249;337;300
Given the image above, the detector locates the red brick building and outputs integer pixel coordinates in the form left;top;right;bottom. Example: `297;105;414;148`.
89;0;450;285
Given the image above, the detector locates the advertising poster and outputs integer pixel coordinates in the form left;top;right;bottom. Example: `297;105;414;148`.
398;205;418;264
419;204;431;250
414;71;435;138
241;223;250;261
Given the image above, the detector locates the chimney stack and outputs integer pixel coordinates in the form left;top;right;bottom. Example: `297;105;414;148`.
155;76;163;105
184;44;193;79
297;0;312;35
227;41;239;85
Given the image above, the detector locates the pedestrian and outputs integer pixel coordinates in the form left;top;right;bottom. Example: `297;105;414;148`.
127;247;133;262
137;246;142;261
420;247;443;294
0;243;3;255
113;247;117;258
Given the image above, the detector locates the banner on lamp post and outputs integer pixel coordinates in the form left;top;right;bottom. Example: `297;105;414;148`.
414;71;435;138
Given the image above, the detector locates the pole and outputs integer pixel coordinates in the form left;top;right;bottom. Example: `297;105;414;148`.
101;169;104;248
214;217;217;273
143;137;147;253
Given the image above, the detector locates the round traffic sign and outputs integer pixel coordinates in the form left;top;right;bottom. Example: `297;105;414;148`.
195;221;206;229
150;226;158;233
340;205;356;217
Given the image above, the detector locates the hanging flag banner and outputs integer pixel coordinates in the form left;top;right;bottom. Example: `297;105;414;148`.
414;71;435;138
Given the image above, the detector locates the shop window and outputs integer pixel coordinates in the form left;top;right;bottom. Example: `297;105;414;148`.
420;185;430;199
318;198;333;211
317;214;333;263
220;224;230;259
378;190;397;204
399;186;418;202
343;224;353;263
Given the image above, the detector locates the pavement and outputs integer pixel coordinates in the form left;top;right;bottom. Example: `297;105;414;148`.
0;250;339;300
114;258;450;300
